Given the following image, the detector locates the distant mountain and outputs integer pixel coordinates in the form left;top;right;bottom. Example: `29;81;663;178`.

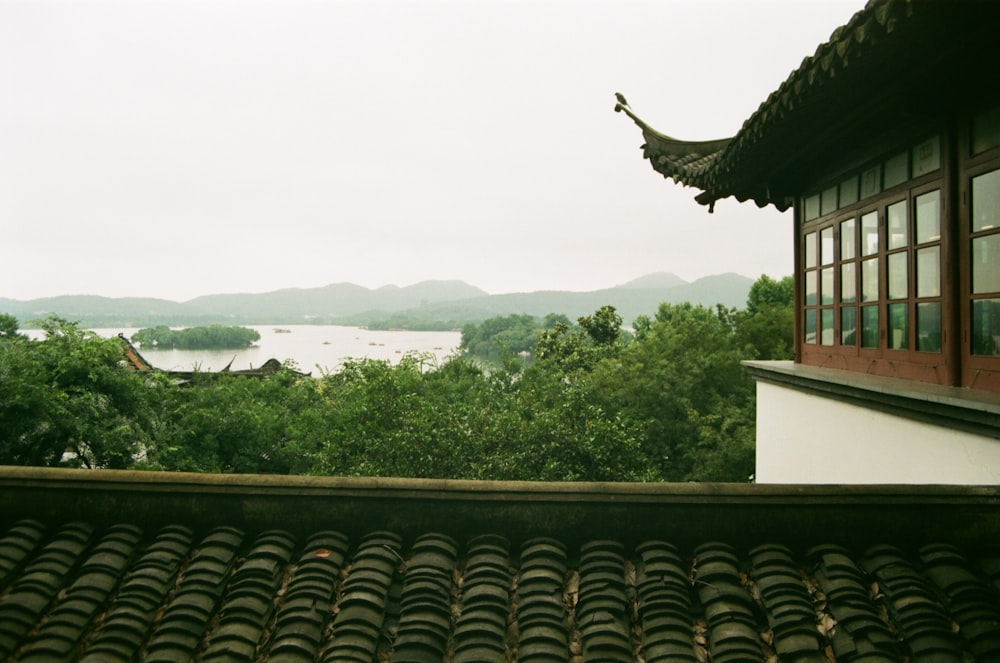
410;273;754;324
2;273;760;329
181;280;488;321
618;272;687;289
0;295;192;328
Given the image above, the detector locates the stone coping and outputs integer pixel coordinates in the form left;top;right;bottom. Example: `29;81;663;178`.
2;466;999;550
2;464;1000;499
744;360;1000;439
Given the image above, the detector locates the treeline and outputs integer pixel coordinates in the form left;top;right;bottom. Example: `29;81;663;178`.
460;313;571;363
131;324;260;350
0;275;792;482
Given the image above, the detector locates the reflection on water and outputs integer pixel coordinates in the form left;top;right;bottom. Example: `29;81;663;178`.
30;325;461;374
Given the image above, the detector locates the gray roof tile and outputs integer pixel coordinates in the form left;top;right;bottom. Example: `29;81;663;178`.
3;470;1000;661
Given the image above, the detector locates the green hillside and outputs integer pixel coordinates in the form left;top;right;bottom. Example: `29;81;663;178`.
3;273;766;329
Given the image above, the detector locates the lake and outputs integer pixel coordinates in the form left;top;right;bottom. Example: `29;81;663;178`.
27;325;462;374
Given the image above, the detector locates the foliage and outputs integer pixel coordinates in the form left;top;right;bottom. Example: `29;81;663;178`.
362;315;464;332
0;316;161;469
0;275;793;482
131;324;261;350
269;354;650;481
144;366;314;474
586;303;756;481
535;305;625;375
735;274;794;360
0;313;22;340
459;313;569;364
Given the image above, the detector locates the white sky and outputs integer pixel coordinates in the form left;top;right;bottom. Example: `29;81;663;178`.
0;0;863;302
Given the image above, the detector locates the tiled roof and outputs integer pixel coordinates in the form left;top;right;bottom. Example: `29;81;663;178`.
2;468;1000;661
616;0;1000;211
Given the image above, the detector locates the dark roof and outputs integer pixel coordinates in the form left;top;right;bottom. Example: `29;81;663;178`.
117;334;309;382
3;467;1000;661
616;0;1000;211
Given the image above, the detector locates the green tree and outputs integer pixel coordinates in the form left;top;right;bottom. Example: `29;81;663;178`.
0;316;159;468
131;324;260;350
0;313;21;340
144;365;316;474
536;305;625;375
295;351;652;482
736;274;794;360
586;303;754;482
460;314;541;363
0;296;777;483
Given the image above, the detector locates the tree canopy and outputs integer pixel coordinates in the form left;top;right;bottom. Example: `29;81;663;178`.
0;275;793;482
459;314;552;364
131;324;261;350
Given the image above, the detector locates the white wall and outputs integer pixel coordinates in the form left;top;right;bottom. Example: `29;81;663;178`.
755;381;1000;484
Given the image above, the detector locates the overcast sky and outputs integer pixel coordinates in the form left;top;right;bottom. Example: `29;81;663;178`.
1;0;863;302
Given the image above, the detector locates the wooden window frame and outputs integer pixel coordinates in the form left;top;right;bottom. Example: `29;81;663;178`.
798;137;956;385
958;129;1000;389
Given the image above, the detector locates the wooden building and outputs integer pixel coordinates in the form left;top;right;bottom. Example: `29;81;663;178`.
617;0;1000;483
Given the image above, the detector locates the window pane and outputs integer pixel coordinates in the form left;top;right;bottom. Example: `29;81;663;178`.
861;211;879;256
916;302;941;353
973;106;1000;155
821;187;838;216
972;299;1000;355
840;177;858;207
821;309;834;346
884;152;909;189
888;200;908;250
912;136;940;177
888;303;908;350
888;252;908;300
804;231;817;268
861;165;881;198
820;227;834;265
841;218;856;260
804;271;817;305
972;169;1000;232
915;190;941;243
861;305;879;348
862;258;879;302
804;309;817;345
841;262;856;303
805;195;820;221
841;306;856;345
821;268;834;305
973;234;1000;294
916;246;940;298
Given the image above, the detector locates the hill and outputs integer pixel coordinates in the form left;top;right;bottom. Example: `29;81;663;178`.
410;273;755;324
3;273;761;329
618;272;688;289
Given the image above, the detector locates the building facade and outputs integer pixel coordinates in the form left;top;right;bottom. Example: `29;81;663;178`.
618;0;1000;483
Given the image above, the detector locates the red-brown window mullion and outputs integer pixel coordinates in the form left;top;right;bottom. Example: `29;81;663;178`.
911;181;946;359
833;219;841;348
837;214;860;353
883;198;909;354
819;224;835;347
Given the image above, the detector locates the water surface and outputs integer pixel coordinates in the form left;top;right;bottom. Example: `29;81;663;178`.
32;325;461;374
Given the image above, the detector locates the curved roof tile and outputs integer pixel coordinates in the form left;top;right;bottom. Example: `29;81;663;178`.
3;469;1000;661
